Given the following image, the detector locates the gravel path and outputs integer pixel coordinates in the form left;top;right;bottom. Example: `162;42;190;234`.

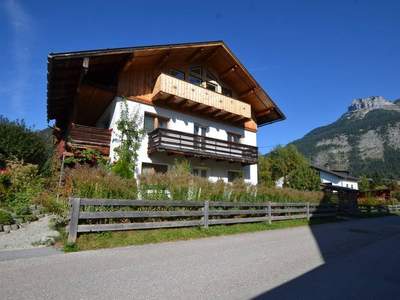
0;215;60;250
1;216;399;299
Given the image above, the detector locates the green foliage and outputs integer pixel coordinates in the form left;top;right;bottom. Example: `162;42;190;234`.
112;99;145;179
0;160;43;214
66;166;137;199
286;164;321;191
64;149;108;167
258;155;274;187
392;191;400;202
359;175;371;192
0;209;13;225
266;145;308;183
259;145;319;191
0;116;50;169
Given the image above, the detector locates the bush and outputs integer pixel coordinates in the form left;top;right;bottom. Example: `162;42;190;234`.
33;192;68;215
1;160;44;213
392;191;400;202
0;209;13;225
65;166;137;199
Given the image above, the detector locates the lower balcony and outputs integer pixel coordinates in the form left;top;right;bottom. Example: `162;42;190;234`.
148;128;258;165
66;124;112;156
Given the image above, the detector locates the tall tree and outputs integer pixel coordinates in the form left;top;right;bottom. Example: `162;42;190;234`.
0;116;49;168
259;145;320;191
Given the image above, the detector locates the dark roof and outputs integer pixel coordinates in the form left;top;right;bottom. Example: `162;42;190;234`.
311;165;359;181
47;40;285;129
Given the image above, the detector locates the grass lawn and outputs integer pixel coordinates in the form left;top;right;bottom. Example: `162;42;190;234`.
63;217;338;252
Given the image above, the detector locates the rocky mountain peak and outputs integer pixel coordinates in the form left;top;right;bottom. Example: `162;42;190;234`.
348;96;394;112
345;96;400;119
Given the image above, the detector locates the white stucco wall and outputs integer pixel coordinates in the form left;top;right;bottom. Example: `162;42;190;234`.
319;171;358;190
98;97;258;185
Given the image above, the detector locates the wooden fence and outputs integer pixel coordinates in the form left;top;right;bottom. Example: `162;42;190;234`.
387;204;400;212
67;198;337;243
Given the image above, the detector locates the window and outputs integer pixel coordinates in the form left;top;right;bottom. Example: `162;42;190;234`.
221;87;232;97
189;66;202;86
169;69;185;80
144;113;169;133
192;168;207;178
228;171;241;182
227;132;241;143
142;163;168;175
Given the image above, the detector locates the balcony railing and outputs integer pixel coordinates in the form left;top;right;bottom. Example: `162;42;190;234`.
67;124;112;155
152;73;251;122
148;128;258;165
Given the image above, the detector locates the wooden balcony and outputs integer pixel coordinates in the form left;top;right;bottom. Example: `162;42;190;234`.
67;124;112;155
152;73;251;124
148;128;258;165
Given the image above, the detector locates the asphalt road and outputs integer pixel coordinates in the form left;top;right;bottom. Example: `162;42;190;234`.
1;216;400;300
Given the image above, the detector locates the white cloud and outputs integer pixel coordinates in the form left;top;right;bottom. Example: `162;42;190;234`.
3;0;34;114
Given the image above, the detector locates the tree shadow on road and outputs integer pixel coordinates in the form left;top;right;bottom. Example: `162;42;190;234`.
253;209;400;299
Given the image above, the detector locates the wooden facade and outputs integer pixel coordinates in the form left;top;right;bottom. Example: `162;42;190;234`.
47;41;285;161
152;73;251;122
67;124;112;156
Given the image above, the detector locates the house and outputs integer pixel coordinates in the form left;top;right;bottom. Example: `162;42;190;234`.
311;165;359;190
47;41;285;184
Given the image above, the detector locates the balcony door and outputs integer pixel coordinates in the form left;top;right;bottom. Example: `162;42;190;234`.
194;124;207;151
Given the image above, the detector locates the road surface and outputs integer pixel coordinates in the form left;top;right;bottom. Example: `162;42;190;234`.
1;216;399;299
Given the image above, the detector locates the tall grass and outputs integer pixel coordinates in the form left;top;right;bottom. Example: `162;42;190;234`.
139;171;324;203
65;166;137;199
62;165;324;203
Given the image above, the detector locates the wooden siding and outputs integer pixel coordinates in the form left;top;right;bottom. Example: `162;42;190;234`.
152;73;251;119
68;124;112;155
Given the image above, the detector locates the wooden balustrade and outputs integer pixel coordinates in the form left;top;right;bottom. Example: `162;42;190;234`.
148;127;258;165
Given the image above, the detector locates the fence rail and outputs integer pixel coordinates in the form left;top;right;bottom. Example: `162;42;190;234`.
67;198;337;243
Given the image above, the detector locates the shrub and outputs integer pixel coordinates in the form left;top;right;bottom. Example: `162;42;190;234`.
33;191;68;215
392;191;400;202
65;166;137;199
0;209;13;225
286;164;321;191
2;160;44;213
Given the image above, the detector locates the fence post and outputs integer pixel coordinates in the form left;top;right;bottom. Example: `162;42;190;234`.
267;201;272;225
68;197;81;243
203;200;209;229
306;202;310;221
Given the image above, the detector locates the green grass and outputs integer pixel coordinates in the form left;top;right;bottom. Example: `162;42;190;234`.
67;217;338;252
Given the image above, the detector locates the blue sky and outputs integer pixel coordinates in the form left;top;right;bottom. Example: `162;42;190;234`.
1;0;399;153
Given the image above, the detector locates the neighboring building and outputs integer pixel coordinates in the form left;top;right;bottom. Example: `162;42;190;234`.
47;41;285;184
312;165;359;190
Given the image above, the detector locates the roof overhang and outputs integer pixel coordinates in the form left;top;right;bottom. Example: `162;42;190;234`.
47;41;285;128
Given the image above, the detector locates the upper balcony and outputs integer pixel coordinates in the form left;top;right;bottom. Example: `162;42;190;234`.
152;73;252;124
148;127;258;165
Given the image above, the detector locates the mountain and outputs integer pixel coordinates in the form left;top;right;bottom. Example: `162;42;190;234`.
291;96;400;179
